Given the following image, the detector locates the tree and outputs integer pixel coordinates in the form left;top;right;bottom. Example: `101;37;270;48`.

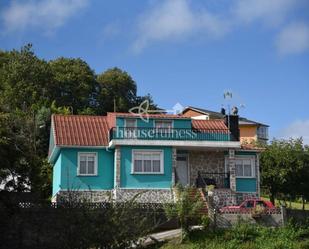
260;138;305;204
0;44;52;111
96;67;137;114
48;57;97;114
0;45;158;200
289;144;309;210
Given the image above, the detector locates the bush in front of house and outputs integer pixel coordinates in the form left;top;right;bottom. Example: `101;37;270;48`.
164;186;204;240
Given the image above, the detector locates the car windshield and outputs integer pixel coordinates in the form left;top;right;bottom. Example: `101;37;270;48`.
256;201;267;208
243;200;254;208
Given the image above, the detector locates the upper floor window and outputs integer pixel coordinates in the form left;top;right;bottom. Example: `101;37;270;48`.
125;119;137;128
155;120;172;129
124;119;137;138
132;150;164;174
155;120;173;135
257;126;268;140
235;157;255;178
78;152;98;176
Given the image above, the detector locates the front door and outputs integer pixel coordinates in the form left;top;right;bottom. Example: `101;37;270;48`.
176;155;188;186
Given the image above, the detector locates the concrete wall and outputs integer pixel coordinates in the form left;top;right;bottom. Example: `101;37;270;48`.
239;125;257;143
236;178;257;192
52;153;62;196
215;212;284;228
120;146;173;188
57;148;114;192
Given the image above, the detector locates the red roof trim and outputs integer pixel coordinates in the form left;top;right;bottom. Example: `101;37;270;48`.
192;119;229;131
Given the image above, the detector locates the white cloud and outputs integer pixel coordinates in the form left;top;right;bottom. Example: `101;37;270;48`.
233;0;299;26
280;120;309;145
132;0;229;53
102;22;122;40
1;0;88;34
276;22;309;55
130;0;309;54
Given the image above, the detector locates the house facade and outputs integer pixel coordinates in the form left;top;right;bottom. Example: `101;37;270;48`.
49;112;262;206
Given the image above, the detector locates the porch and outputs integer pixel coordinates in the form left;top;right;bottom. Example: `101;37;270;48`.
174;149;260;207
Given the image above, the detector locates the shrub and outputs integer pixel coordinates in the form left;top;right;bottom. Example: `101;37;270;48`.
229;222;258;242
165;186;204;240
200;215;210;230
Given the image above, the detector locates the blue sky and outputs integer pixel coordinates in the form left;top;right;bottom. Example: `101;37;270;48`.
0;0;309;143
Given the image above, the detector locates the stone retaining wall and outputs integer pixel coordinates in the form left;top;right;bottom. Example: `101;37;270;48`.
114;189;174;203
209;189;237;208
236;192;259;204
53;189;174;203
53;190;112;203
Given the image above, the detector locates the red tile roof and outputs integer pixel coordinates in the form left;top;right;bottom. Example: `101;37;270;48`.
52;115;110;146
192;119;229;131
51;115;230;148
241;144;264;151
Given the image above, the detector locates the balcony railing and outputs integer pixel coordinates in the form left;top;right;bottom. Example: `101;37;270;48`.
109;127;237;142
196;171;230;189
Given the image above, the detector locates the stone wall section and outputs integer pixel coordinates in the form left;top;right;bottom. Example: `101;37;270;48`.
115;189;174;203
172;148;177;186
54;189;173;203
55;190;112;203
115;146;121;187
228;149;236;191
188;151;225;186
209;189;237;208
256;154;260;197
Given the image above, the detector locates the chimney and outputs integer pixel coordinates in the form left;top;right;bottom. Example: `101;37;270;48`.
225;115;240;141
220;107;226;115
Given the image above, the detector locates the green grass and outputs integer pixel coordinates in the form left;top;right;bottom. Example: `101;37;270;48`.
261;196;309;210
149;223;309;249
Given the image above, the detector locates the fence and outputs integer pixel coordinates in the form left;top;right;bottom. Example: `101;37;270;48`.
207;195;285;228
109;127;233;141
0;199;171;249
196;171;230;188
286;208;309;225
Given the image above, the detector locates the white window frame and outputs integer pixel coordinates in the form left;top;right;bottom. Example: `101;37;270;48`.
155;120;173;137
225;155;256;178
131;150;164;174
234;156;255;178
154;120;173;130
124;118;137;128
77;152;98;176
124;119;137;138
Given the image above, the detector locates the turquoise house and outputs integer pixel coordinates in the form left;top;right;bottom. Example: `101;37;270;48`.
48;112;261;206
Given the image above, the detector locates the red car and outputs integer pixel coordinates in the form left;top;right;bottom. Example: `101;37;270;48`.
220;198;275;213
